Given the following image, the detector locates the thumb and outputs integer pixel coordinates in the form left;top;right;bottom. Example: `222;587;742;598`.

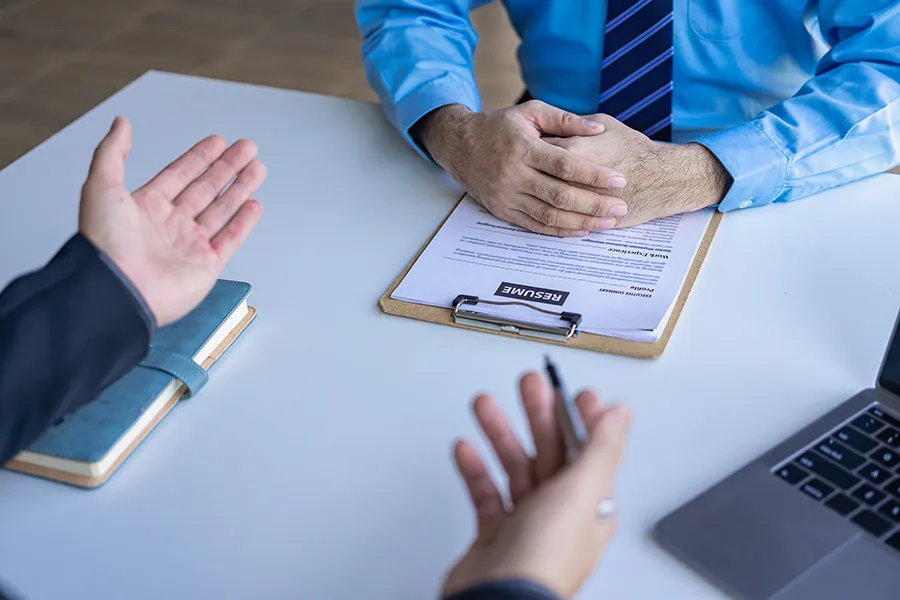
87;116;132;188
574;405;631;497
519;100;606;137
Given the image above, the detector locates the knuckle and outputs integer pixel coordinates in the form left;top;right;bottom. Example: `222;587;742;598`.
548;186;574;210
196;178;220;200
589;197;608;217
554;157;577;180
538;206;560;227
528;179;547;200
496;164;515;182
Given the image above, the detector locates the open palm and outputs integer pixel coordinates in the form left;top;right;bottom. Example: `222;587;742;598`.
79;117;266;326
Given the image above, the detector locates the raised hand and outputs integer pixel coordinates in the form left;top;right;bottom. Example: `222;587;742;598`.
79;117;266;326
443;372;631;599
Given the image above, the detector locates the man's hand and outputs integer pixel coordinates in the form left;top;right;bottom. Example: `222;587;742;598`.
79;117;266;327
414;102;630;237
544;115;731;228
443;372;630;599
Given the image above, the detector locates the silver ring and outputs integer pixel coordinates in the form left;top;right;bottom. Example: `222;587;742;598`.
596;497;617;520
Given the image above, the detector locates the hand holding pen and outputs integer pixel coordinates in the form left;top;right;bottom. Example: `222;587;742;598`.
443;361;631;600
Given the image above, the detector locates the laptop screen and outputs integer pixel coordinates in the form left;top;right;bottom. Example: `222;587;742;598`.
880;313;900;396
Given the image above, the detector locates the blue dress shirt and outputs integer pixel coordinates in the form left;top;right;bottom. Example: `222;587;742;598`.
355;0;900;212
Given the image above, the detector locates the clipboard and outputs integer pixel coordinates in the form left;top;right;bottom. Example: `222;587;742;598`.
380;196;723;359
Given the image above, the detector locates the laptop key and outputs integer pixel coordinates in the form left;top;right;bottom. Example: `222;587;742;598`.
870;447;900;469
836;426;879;453
851;509;893;537
877;499;900;522
825;493;860;517
801;478;835;501
884;478;900;499
816;438;866;470
852;415;885;434
876;427;900;448
859;463;892;485
798;451;861;490
887;531;900;553
776;463;807;485
853;484;886;506
869;407;900;430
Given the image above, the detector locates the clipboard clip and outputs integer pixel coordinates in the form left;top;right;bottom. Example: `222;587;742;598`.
451;295;582;343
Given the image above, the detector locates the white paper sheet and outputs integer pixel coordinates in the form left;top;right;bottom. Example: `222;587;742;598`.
393;195;714;340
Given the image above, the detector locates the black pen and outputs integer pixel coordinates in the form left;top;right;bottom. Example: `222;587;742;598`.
544;355;588;458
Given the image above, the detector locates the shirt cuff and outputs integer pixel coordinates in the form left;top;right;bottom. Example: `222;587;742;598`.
696;121;789;212
442;578;561;600
95;246;157;334
393;74;482;163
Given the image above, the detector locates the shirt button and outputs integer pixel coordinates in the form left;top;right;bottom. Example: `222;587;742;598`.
738;199;753;209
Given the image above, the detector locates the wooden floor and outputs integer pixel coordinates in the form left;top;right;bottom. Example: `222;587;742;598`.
3;1;896;174
0;0;522;169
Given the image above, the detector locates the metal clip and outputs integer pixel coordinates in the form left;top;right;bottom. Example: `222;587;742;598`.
451;295;582;343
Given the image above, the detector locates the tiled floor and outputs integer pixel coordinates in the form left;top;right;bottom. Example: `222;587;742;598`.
0;0;522;168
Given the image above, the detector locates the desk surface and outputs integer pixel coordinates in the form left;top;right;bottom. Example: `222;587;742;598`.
0;71;899;600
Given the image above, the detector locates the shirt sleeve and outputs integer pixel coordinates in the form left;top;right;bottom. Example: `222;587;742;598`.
697;1;900;212
97;250;157;334
0;234;152;464
442;578;561;600
355;0;493;161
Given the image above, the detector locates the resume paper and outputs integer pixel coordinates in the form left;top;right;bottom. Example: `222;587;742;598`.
392;196;714;342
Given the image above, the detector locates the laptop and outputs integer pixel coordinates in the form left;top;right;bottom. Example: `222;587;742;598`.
654;310;900;599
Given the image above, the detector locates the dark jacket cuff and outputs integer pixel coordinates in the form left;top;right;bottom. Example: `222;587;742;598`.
95;246;157;334
443;579;561;600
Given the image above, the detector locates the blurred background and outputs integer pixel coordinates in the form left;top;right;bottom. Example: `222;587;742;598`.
0;0;523;169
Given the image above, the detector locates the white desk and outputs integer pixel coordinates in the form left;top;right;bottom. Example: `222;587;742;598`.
0;71;898;600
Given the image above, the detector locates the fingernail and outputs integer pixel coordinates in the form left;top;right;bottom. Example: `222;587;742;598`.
571;230;590;237
608;175;627;188
584;119;605;131
595;219;616;230
610;204;628;218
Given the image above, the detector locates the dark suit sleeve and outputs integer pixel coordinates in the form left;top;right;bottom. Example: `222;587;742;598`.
0;233;154;465
443;579;561;600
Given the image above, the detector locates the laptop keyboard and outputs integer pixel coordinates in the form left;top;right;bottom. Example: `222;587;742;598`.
773;404;900;554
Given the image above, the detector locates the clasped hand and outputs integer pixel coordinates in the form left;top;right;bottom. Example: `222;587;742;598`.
420;103;729;236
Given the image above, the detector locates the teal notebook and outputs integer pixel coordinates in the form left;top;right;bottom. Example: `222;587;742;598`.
6;280;257;488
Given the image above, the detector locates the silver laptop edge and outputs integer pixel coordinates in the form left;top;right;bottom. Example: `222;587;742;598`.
653;309;900;600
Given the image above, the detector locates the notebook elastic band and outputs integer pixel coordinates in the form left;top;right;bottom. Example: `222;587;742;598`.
139;347;209;398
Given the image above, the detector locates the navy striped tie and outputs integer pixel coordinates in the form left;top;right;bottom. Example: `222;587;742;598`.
597;0;674;141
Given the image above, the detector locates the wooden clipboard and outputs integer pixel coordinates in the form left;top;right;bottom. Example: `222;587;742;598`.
380;196;722;359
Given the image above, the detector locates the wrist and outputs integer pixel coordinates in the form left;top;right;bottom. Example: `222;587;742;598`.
656;143;731;211
682;143;731;208
411;104;474;173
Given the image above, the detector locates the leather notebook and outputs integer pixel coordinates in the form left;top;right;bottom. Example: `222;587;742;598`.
5;279;257;488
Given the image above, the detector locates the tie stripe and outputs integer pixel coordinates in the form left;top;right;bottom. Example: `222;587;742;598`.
598;0;674;142
606;0;656;31
598;47;673;104
601;13;673;68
